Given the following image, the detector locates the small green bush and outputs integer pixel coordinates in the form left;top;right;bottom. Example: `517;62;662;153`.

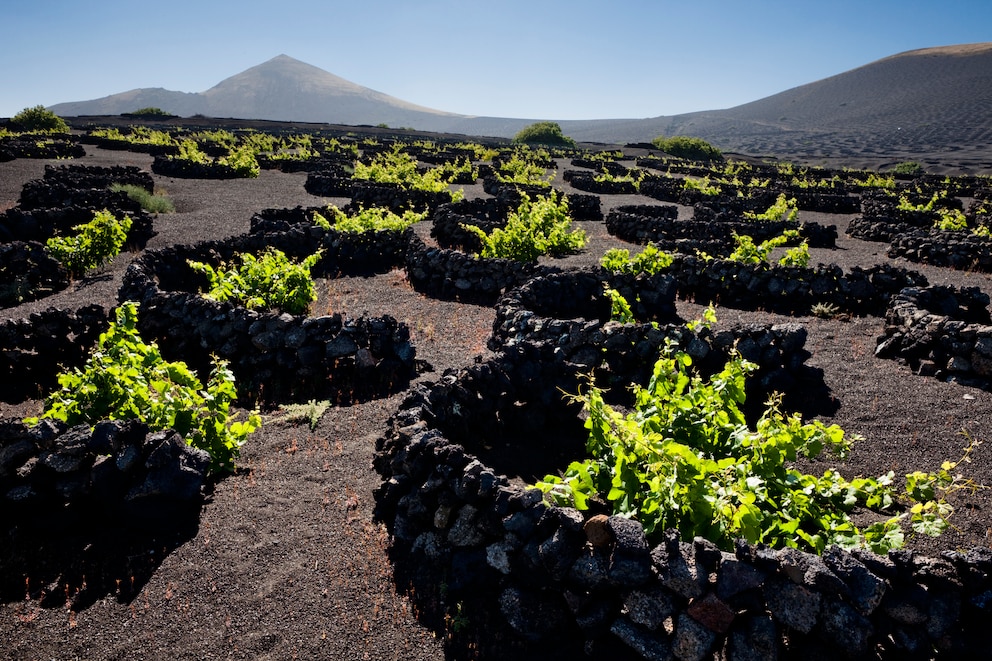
892;161;925;176
744;193;799;222
727;230;808;267
27;301;260;473
312;206;425;233
601;244;674;276
109;183;175;213
188;248;321;315
536;342;953;554
127;107;174;118
651;136;722;162
9;105;69;133
463;193;587;262
45;209;132;276
512;122;576;148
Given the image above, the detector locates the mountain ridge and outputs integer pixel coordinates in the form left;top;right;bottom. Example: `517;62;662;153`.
47;46;992;167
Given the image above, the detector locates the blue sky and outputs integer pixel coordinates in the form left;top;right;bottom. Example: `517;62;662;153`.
2;0;989;120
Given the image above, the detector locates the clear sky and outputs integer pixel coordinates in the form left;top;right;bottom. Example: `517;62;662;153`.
2;0;990;120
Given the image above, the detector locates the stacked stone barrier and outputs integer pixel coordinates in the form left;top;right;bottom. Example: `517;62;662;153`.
41;164;154;192
350;181;457;214
0;135;85;161
481;179;603;221
151;155;250;179
489;268;808;414
0;304;108;402
404;234;558;306
564;171;640;195
605;211;838;249
430;198;512;252
847;195;941;242
304;171;355;197
373;307;992;658
666;255;928;316
876;285;992;389
0;241;70;308
118;233;417;405
888;230;992;273
1;418;210;531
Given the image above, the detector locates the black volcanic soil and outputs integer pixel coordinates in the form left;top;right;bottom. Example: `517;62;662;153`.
2;138;992;660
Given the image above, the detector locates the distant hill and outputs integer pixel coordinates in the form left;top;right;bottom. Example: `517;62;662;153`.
49;45;992;169
49;55;468;131
555;43;992;166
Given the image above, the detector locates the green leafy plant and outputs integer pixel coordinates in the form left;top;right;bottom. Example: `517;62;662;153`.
127;107;174;118
9;105;69;133
601;244;674;276
188;248;322;314
536;342;954;553
892;161;925;176
811;302;842;319
462;193;587;262
354;147;463;200
934;207;969;231
651;136;722;162
268;398;331;431
682;176;721;196
727;230;797;265
744;193;799;222
512;121;576;148
45;209;133;276
221;145;260;178
109;183;175;213
495;153;554;187
312;206;425;233
26;302;260;473
605;286;634;323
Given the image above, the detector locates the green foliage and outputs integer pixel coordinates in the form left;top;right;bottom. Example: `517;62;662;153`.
651;136;722;162
605;287;634;323
312;206;425;233
744;193;799;222
26;302;260;473
495;152;554;187
219;144;260;177
779;241;811;268
188;248;321;315
811;302;842;319
682;176;722;196
177;139;211;164
536;344;952;553
109;183;175;213
45;209;132;276
892;161;925;176
600;244;674;276
191;129;238;149
10;105;69;133
852;172;896;190
897;192;944;213
594;167;645;190
934;207;969;231
268;399;331;431
462;193;587;262
727;230;807;266
128;107;173;118
512;121;576;148
354;147;463;201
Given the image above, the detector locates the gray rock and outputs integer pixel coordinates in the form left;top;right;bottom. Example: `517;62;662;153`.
672;612;717;661
765;578;821;633
610;617;674;661
624;587;675;631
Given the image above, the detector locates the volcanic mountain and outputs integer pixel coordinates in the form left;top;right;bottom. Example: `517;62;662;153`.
48;55;468;131
49;45;992;168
